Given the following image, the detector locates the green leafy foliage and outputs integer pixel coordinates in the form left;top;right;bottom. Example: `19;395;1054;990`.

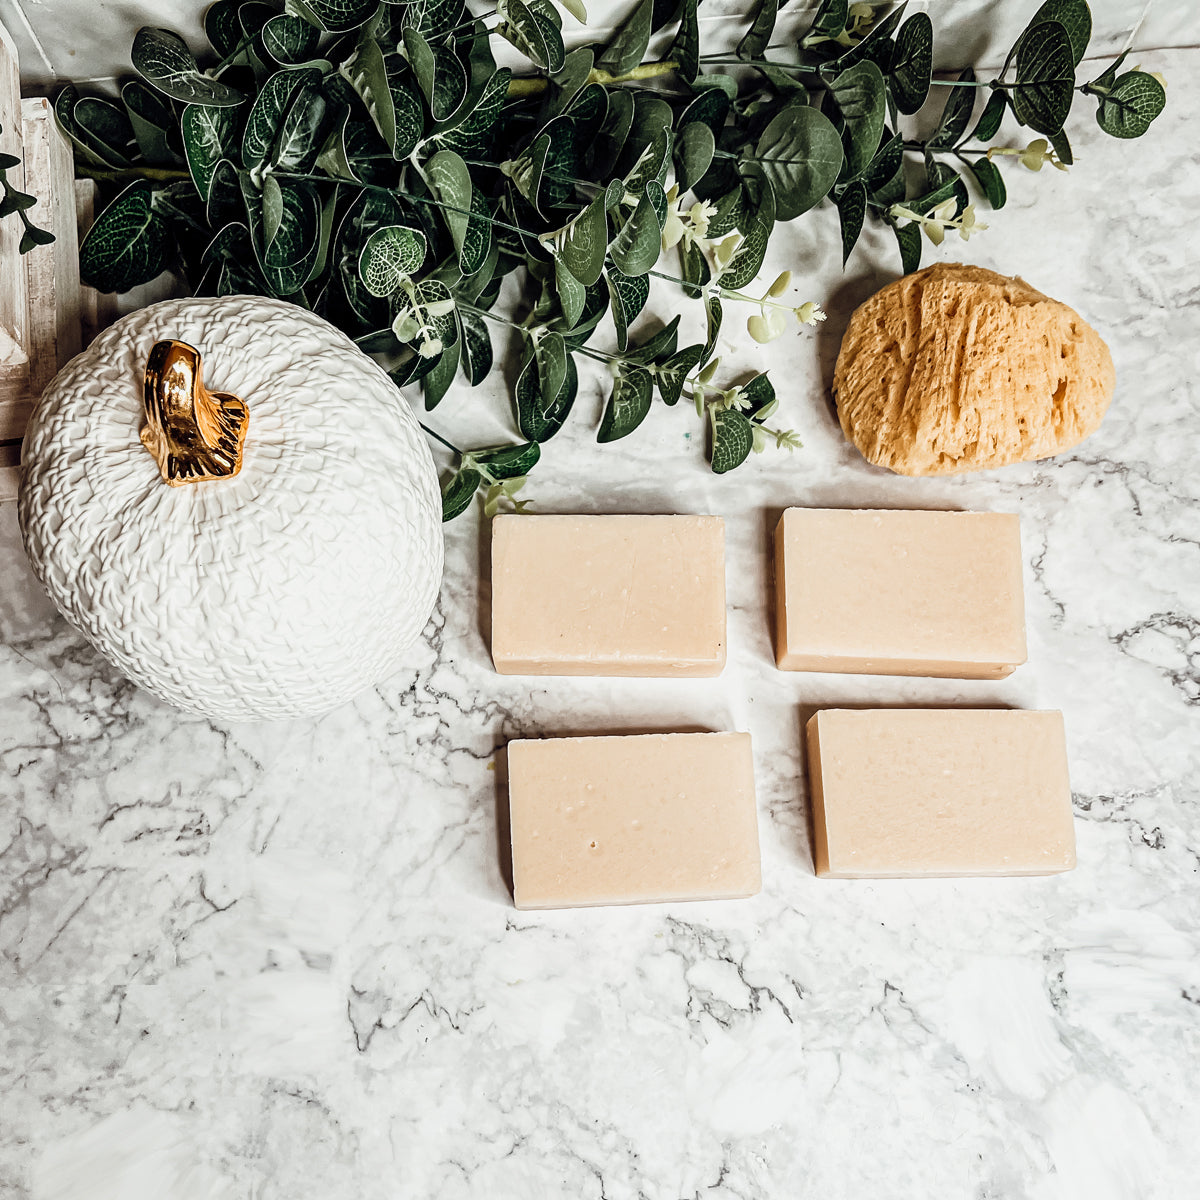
0;123;55;254
58;0;1165;517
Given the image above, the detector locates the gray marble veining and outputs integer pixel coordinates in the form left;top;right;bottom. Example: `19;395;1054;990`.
2;31;1199;1200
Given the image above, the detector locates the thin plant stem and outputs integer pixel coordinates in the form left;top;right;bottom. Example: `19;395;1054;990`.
420;422;464;454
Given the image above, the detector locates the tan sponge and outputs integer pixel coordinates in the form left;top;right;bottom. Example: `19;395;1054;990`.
832;263;1115;476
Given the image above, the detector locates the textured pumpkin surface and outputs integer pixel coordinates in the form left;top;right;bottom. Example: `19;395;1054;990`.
19;296;443;720
832;263;1116;476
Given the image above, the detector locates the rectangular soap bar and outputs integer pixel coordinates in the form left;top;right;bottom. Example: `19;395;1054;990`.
774;508;1026;678
492;514;726;676
806;709;1075;878
507;732;760;909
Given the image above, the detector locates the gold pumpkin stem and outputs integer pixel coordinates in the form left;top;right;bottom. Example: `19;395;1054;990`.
141;340;250;486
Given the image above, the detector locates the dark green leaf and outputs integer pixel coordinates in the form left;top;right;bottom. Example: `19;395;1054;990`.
892;218;921;273
831;60;887;180
701;291;722;365
534;330;568;402
555;257;586;327
597;0;653;75
559;191;608;286
459;311;493;385
609;192;661;277
1011;21;1075;135
890;12;932;114
740;372;775;416
132;27;244;107
1094;70;1166;139
964;155;1006;208
427;148;473;259
671;0;700;84
626;315;680;364
500;0;566;72
593;88;635;175
122;81;180;165
1086;50;1129;95
402;0;467;42
738;0;777;60
79;181;172;292
689;73;738;100
711;408;753;473
205;1;244;59
1030;0;1091;66
721;176;774;289
623;124;673;195
391;348;443;387
749;103;843;220
802;0;847;44
391;83;425;158
928;67;978;148
422;337;462;409
597;363;653;442
344;39;397;152
255;178;320;295
607;268;649;353
460;189;493;276
476;441;541;479
263;14;321;63
551;47;594;112
435;68;511;153
678;239;710;299
359;224;427;295
295;0;379;33
836;180;866;264
831;3;905;72
181;104;238;201
675;120;715;192
704;185;743;237
678;89;730;138
656;344;703;406
969;89;1008;143
242;68;322;170
72;96;137;164
516;347;578;440
1049;126;1073;165
441;465;482;521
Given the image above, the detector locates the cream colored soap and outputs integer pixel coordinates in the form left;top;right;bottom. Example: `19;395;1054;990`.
491;514;726;676
774;508;1026;678
806;709;1075;878
507;732;760;909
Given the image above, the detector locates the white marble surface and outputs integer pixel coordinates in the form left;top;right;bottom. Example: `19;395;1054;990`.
2;24;1200;1200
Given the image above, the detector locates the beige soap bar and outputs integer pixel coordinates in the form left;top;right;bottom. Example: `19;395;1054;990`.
492;514;726;676
806;709;1075;878
774;507;1026;678
507;732;760;909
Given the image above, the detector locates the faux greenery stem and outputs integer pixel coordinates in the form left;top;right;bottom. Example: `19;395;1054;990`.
506;60;679;98
419;423;464;455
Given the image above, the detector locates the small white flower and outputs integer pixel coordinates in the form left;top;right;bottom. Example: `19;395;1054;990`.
957;204;987;240
795;301;826;325
418;336;443;358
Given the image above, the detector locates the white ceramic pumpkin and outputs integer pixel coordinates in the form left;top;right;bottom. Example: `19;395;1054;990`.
18;295;443;721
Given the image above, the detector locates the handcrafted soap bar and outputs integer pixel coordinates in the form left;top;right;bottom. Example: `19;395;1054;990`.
507;732;760;909
491;514;726;676
806;709;1075;878
774;507;1026;678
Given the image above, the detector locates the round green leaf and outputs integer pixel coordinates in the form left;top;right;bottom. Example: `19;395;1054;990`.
597;363;653;442
358;225;428;296
711;408;753;474
559;192;608;286
132;27;244;107
442;466;483;521
750;103;843;221
79;181;172;293
675;120;715;192
1094;70;1166;139
831;60;887;180
891;12;933;115
1011;21;1076;135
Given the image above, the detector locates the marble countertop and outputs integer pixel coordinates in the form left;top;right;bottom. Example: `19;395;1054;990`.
3;22;1199;1200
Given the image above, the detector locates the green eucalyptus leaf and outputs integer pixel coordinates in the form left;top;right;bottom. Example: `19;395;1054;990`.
551;46;594;112
802;0;847;45
626;315;680;364
534;329;568;401
79;181;172;292
623;124;673;195
559;191;608;286
555;256;586;327
205;158;242;227
295;0;379;33
205;0;244;59
71;95;137;165
678;239;710;299
892;218;921;273
721;175;775;290
132;27;244;107
831;60;887;180
832;3;905;72
928;67;978;148
750;103;843;220
1029;0;1091;66
890;12;932;115
427;147;474;258
969;89;1008;143
738;0;777;60
704;185;743;238
679;89;730;139
964;155;1006;208
608;191;661;277
402;0;468;42
54;87;126;169
263;14;321;64
260;179;320;294
122;80;180;165
710;407;753;474
1086;50;1129;94
422;336;462;410
344;39;397;152
656;344;704;406
593;87;635;175
1049;126;1073;165
836;180;866;264
505;133;551;213
597;0;652;75
436;68;511;153
391;83;425;158
516;345;578;440
242;67;322;170
690;73;738;100
333;186;406;323
441;465;482;521
476;441;541;479
671;0;700;84
675;121;715;192
359;224;428;295
861;128;902;191
701;291;722;365
459;311;493;385
597;363;653;442
1094;70;1166;139
607;267;649;352
460;190;493;276
1011;21;1075;135
740;372;775;416
500;0;566;72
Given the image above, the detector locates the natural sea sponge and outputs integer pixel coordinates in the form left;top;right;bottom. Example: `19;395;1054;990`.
832;263;1116;476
